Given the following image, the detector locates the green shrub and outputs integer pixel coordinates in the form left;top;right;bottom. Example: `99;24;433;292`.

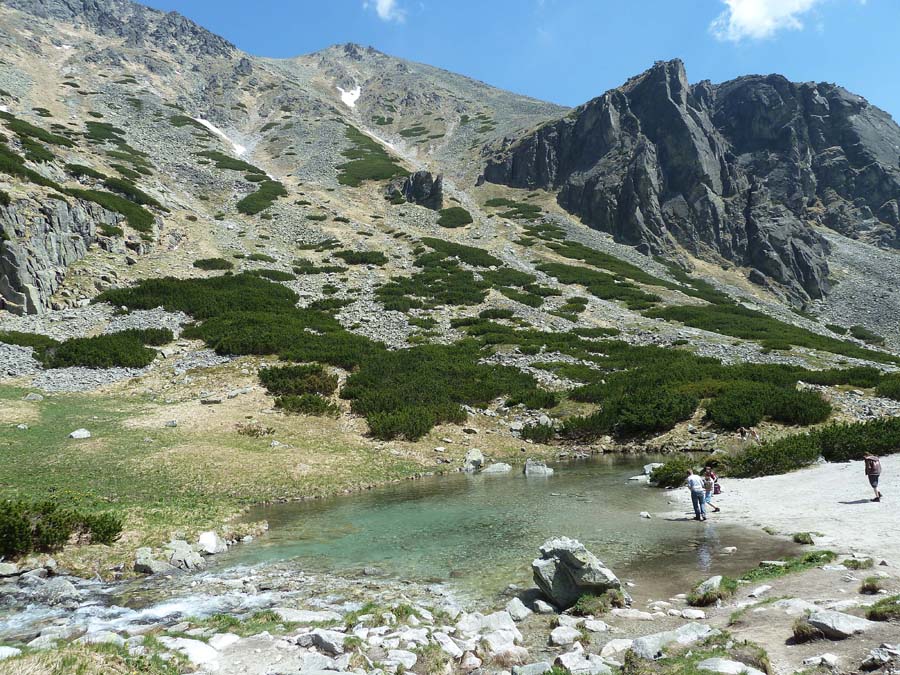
247;253;277;263
110;164;142;180
645;304;898;364
66;188;155;232
245;268;295;281
259;364;338;397
20;136;54;163
571;589;626;616
726;433;821;478
100;177;165;209
0;111;74;146
649;457;697;488
507;388;558;409
0;501;32;557
0;331;60;351
0;139;65;191
436;206;473;228
276;394;340;417
538;261;661;311
334;250;389;266
688;576;738;606
196;150;265;174
850;325;884;345
420;237;501;267
484;198;542;220
236;180;287;215
860;576;885;595
193;257;234;271
792;618;823;643
844;557;874;570
39;328;173;369
875;375;900;401
82;512;123;545
705;382;831;430
337;126;408;187
0;500;121;557
866;595;900;621
520;423;554;443
479;308;515;320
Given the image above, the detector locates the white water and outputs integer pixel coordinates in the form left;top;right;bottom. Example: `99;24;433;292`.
192;117;247;156
337;85;362;109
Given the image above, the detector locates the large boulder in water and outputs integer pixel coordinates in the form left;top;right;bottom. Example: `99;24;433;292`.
532;537;623;609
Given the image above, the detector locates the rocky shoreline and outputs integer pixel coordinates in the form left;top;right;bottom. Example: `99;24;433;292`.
1;535;897;675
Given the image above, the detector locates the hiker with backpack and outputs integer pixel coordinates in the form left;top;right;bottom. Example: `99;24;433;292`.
864;454;883;502
703;466;721;513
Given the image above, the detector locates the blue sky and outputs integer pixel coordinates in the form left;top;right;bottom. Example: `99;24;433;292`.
144;0;899;121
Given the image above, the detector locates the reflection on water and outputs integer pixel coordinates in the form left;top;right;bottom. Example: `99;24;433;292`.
221;456;797;601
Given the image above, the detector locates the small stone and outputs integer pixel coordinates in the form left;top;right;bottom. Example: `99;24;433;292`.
69;428;91;439
682;609;706;620
640;512;652;519
803;654;839;668
533;599;557;614
600;638;634;658
506;597;532;622
165;420;178;427
748;585;772;598
0;646;21;661
23;393;43;402
550;625;582;646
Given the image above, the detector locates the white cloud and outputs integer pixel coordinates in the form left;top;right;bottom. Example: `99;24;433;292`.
363;0;406;23
710;0;824;41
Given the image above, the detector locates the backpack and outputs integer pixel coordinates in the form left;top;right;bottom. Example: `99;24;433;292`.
865;457;882;475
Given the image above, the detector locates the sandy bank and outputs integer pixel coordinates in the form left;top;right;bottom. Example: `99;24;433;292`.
666;455;899;563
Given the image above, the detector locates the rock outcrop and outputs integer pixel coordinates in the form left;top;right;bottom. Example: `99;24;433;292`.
484;59;900;302
532;537;624;609
0;196;125;314
385;171;443;210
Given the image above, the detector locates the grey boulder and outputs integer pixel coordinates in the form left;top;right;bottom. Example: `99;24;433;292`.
532;537;623;609
698;658;766;675
807;610;877;640
524;459;554;477
631;623;716;660
134;547;177;575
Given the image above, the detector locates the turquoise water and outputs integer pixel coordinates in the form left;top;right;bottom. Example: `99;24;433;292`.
221;457;797;601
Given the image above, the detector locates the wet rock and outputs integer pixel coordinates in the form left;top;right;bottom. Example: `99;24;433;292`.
198;531;227;555
482;462;512;474
463;448;484;472
165;540;205;571
524;459;554;477
807;610;876;640
273;608;342;624
34;577;78;605
134;547;177;575
532;537;623;610
631;623;716;660
698;658;766;675
78;631;126;647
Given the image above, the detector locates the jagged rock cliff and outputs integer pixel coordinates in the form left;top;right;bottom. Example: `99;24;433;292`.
0;197;124;314
484;60;900;302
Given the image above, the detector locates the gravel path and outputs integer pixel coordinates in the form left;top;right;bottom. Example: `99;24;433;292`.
667;456;900;563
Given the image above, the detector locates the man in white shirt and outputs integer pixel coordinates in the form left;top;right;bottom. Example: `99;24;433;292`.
686;469;707;521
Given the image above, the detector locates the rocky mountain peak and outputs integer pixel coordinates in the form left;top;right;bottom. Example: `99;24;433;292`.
484;61;900;303
5;0;235;57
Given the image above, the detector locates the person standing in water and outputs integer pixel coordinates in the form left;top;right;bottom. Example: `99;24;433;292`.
864;454;883;502
686;469;707;521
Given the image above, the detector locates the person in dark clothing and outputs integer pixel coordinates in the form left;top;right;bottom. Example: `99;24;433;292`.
864;454;883;502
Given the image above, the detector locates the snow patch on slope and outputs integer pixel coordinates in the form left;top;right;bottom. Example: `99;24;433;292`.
337;86;362;109
193;117;247;156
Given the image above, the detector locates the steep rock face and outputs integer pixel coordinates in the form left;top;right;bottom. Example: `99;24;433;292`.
0;197;123;314
385;171;444;210
484;60;900;301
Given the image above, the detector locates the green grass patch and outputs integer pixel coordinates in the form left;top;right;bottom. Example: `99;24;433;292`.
866;595;900;621
738;551;837;583
0;111;74;146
